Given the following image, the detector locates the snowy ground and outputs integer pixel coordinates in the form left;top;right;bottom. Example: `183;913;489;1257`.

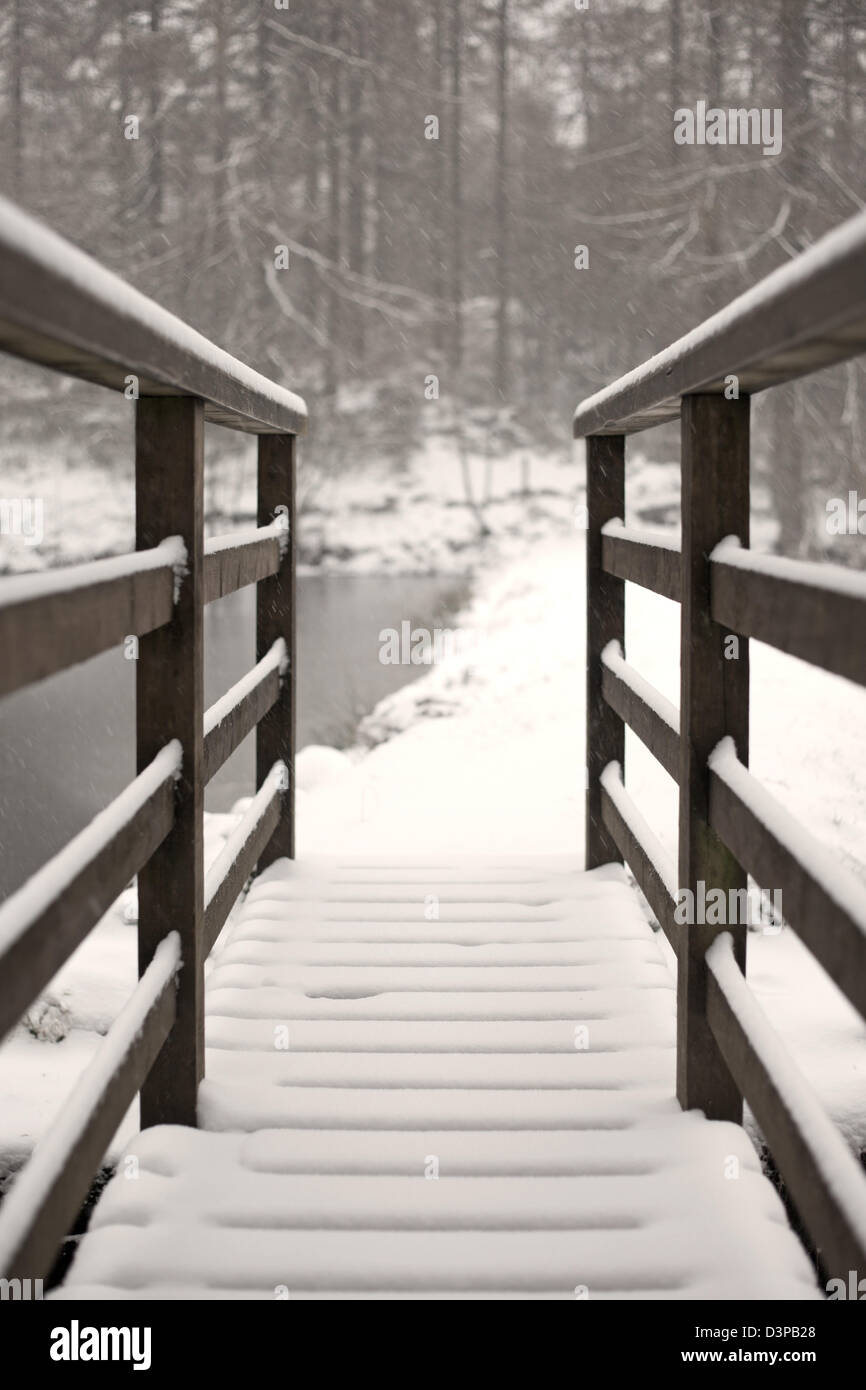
0;432;588;579
0;445;864;1195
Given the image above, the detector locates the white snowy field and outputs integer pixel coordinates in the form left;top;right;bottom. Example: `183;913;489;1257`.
0;454;864;1196
0;432;587;579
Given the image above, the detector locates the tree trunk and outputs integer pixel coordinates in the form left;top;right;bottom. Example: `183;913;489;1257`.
149;0;164;232
10;0;24;201
494;0;510;404
449;0;464;378
773;0;810;557
346;6;367;369
324;10;343;399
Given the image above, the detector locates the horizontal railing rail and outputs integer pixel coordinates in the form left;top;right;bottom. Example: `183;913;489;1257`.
574;207;866;436
0;198;305;1281
601;520;682;602
0;196;307;436
577;209;866;1283
203;522;284;605
0;540;183;697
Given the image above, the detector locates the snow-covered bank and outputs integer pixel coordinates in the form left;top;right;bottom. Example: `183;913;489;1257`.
0;437;585;579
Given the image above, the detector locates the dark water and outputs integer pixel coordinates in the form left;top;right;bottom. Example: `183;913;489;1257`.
0;573;468;898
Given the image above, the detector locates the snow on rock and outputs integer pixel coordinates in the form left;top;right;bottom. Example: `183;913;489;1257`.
294;746;353;792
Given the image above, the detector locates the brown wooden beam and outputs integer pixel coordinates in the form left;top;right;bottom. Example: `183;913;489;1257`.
203;530;281;605
0;553;174;697
135;397;205;1128
601;523;682;603
677;394;749;1119
585;436;625;869
256;435;297;867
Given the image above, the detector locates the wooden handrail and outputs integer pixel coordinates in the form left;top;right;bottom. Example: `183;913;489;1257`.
0;744;179;1045
709;741;866;1020
710;541;866;688
580;211;866;1277
573;208;866;437
0;935;179;1281
707;934;866;1280
203;640;286;785
601;520;682;602
600;641;680;782
203;524;283;605
203;762;285;952
0;195;305;1280
0;540;181;697
0;196;307;435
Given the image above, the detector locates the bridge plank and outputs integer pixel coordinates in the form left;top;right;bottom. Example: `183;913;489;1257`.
57;862;820;1300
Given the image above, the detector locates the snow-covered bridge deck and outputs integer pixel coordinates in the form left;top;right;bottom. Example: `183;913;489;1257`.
57;858;818;1300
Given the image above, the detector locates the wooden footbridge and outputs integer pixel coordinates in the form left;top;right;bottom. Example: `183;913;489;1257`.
0;196;865;1298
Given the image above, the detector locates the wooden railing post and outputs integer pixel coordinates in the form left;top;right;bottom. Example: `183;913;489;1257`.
677;393;750;1119
585;434;625;869
256;434;296;866
135;397;205;1128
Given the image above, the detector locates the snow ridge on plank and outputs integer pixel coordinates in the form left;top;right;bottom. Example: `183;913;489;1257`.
59;858;820;1300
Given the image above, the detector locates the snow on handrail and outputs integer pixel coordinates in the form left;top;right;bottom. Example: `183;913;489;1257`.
0;195;307;435
205;760;287;910
711;534;866;602
709;737;866;985
204;640;288;739
0;932;181;1277
574;207;866;436
0;741;181;962
601;639;680;738
0;536;186;611
707;930;866;1267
